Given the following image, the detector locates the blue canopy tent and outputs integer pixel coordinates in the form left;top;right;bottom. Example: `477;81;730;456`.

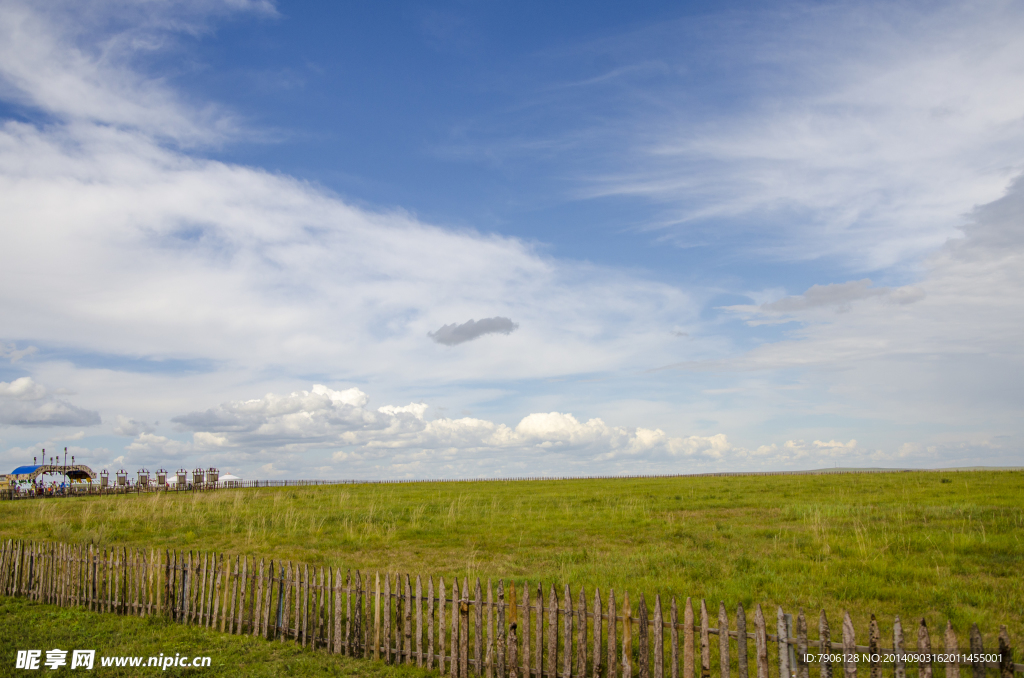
4;464;96;483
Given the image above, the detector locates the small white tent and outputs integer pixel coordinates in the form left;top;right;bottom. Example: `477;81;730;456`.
218;474;243;488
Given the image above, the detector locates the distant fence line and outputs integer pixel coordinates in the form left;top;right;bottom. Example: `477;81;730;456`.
0;539;1020;678
5;467;1015;501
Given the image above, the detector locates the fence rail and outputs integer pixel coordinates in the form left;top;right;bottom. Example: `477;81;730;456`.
0;538;1019;678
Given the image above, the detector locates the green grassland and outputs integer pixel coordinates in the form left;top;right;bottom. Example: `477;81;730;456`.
2;471;1022;644
0;596;435;677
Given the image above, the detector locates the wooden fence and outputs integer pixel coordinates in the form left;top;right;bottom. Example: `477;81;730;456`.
0;538;1020;678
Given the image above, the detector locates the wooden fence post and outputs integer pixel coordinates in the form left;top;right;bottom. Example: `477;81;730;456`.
564;584;575;678
481;579;488;676
430;577;437;669
919;619;933;678
375;572;381;660
461;579;470;678
841;611;855;678
497;580;507;678
548;584;558;678
944;622;959;678
796;611;809;678
969;624;982;678
700;600;710;678
609;591;618;678
417;575;425;666
753;605;768;678
718;603;729;678
820;612;833;678
509;581;519;678
623;592;633;678
780;608;792;678
868;616;880;678
998;626;1014;678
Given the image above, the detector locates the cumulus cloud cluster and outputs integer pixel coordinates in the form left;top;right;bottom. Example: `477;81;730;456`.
0;377;100;427
147;384;742;477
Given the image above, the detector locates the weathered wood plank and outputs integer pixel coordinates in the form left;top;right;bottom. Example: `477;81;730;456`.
841;611;855;678
406;574;414;665
453;578;462;678
654;595;664;678
509;582;519;678
480;579;488;676
700;600;710;678
498;580;507;678
737;605;748;678
239;557;249;635
998;626;1014;678
672;599;681;678
576;587;587;678
213;554;223;632
356;571;365;656
461;579;470;678
564;584;574;678
944;622;959;678
183;551;192;623
918;619;933;678
968;624;982;678
820;612;833;678
343;570;352;653
440;578;448;673
623;592;633;678
488;580;495;678
375;573;382;660
685;598;695;678
548;584;558;678
384;573;392;662
868;616;880;678
639;594;650;678
227;556;238;634
718;602;729;678
535;583;544;678
892;616;903;678
301;563;309;647
254;559;265;637
363;573;372;658
780;608;792;678
430;577;437;669
263;561;275;639
523;583;532;678
609;591;619;678
418;575;425;666
753;605;768;678
594;589;604;678
796;610;809;678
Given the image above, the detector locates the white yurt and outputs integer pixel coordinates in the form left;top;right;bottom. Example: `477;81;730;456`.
218;474;243;488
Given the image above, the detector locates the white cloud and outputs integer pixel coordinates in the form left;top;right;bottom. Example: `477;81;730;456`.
113;415;155;437
168;383;734;475
583;2;1024;270
0;377;101;427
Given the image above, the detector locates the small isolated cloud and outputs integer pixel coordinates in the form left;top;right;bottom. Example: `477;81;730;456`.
428;317;519;346
113;415;155;437
0;377;101;427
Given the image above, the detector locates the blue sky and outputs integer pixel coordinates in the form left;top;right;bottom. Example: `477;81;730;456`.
1;0;1022;479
